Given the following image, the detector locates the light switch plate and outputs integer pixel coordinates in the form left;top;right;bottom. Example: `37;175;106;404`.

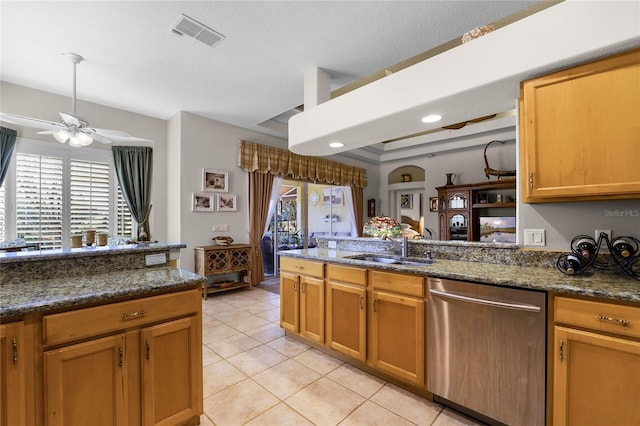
145;253;167;266
213;224;229;232
524;229;546;246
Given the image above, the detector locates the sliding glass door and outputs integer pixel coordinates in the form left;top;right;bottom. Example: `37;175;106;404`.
261;179;356;277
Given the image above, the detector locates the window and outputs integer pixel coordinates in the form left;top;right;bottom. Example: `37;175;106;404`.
0;139;133;249
70;159;111;236
15;153;64;249
116;186;133;238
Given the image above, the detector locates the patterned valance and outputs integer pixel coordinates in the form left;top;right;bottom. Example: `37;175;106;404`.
238;140;367;188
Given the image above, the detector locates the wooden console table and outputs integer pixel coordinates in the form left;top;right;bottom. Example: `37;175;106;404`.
194;244;252;299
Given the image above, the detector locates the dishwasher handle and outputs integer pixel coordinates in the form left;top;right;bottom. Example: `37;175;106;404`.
428;288;542;313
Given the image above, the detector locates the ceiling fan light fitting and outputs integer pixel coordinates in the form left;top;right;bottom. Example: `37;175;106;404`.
53;129;70;143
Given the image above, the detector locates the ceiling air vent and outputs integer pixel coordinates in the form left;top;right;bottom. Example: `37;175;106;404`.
172;14;225;48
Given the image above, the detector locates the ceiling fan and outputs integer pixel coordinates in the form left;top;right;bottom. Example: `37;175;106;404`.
0;52;151;147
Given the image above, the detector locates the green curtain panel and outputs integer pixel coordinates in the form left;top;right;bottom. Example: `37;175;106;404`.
0;127;17;187
112;146;153;240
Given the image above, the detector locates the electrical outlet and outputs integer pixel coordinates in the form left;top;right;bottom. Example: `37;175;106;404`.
328;240;337;249
595;229;611;241
212;224;229;232
145;253;167;266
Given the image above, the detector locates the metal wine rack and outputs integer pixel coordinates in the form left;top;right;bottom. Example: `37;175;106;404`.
557;232;640;280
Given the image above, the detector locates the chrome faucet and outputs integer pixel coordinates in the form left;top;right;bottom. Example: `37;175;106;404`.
382;235;409;257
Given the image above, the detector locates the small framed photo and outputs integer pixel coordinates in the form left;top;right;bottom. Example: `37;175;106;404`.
192;192;214;212
217;193;237;212
400;194;412;209
429;196;439;212
322;187;343;207
202;169;229;192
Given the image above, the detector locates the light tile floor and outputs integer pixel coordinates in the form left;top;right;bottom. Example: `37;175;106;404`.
199;287;485;426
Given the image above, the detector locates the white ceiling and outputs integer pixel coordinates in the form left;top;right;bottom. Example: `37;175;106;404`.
0;0;544;162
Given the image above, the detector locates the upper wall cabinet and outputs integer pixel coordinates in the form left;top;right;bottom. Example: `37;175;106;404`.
519;48;640;203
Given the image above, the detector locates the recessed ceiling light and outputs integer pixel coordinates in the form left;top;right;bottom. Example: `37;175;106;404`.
422;114;442;123
329;142;344;148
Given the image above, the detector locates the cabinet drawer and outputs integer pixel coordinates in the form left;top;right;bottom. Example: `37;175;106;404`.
280;258;323;278
326;264;366;286
555;296;640;339
370;270;424;297
43;288;201;347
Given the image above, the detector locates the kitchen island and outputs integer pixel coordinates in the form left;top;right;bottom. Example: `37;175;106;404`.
278;238;640;426
0;244;205;426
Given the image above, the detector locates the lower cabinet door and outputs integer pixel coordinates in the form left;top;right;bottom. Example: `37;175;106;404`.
299;276;325;343
371;290;425;386
44;334;127;426
141;316;202;426
326;282;366;361
1;322;26;426
553;326;640;426
280;272;299;332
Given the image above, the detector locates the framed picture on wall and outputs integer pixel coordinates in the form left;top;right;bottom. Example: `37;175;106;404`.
429;197;439;212
192;192;214;212
400;194;412;209
367;199;376;217
322;187;342;206
202;169;229;192
217;193;237;212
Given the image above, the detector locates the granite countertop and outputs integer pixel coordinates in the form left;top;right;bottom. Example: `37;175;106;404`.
280;248;640;303
0;267;204;318
0;243;186;263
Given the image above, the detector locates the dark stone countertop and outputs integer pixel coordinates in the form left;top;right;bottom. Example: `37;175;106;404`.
279;248;640;303
0;243;186;263
0;267;204;318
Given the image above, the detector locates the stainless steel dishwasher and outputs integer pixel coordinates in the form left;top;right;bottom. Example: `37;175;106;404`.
427;277;546;426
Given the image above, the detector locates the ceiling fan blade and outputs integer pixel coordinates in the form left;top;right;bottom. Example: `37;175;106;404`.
0;112;62;130
59;112;87;127
87;131;114;144
93;128;152;143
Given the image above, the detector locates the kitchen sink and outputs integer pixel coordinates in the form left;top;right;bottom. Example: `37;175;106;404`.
345;254;435;266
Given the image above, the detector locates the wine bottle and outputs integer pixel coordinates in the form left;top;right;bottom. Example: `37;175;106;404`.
612;240;633;258
564;255;583;275
575;239;596;259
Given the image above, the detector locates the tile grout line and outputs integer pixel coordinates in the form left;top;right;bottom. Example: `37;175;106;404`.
201;288;476;426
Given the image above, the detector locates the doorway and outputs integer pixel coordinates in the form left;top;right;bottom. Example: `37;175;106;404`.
261;179;357;277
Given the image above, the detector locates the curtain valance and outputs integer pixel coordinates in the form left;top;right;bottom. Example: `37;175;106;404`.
238;140;367;188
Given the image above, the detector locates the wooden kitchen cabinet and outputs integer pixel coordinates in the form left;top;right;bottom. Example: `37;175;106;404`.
325;264;367;361
0;321;26;426
42;288;202;426
553;296;640;426
369;270;425;386
44;334;128;426
141;317;201;426
279;257;324;343
520;48;640;203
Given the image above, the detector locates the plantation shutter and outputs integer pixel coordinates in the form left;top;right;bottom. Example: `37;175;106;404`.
16;153;64;249
117;185;133;238
69;159;110;236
